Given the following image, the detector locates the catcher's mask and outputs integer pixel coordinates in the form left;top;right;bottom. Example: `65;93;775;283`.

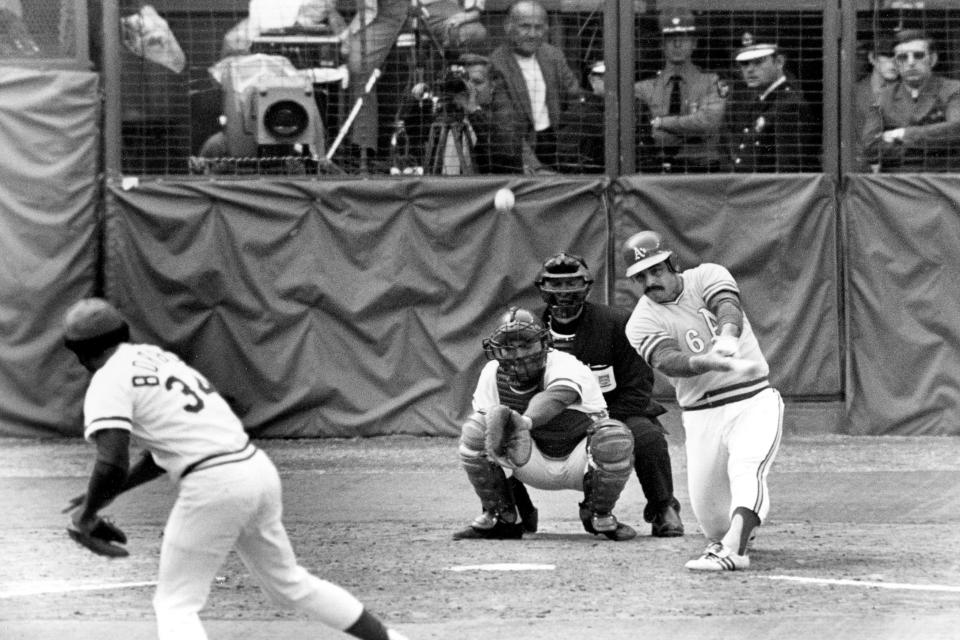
534;251;593;322
483;307;551;387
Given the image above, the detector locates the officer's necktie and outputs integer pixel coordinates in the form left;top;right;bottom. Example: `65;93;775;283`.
668;76;683;115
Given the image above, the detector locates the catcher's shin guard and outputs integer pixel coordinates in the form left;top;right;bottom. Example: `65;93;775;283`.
458;412;517;517
584;418;634;516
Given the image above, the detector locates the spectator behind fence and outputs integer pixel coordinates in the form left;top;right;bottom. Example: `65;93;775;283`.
722;32;819;172
432;54;522;173
854;34;898;171
488;0;584;174
634;8;725;173
556;59;606;173
861;29;960;173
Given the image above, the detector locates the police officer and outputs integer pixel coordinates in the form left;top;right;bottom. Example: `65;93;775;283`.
634;7;725;173
722;32;819;172
861;29;960;172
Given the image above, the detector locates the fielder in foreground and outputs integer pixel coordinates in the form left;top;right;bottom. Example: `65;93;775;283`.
622;231;783;571
61;297;409;640
454;307;636;541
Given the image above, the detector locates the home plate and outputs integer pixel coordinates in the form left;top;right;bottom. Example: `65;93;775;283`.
448;563;556;572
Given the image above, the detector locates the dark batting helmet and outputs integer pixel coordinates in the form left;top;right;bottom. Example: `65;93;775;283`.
483;307;551;386
63;298;130;364
623;231;678;278
534;251;593;321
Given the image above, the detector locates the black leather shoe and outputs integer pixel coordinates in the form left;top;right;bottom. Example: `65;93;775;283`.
651;504;684;537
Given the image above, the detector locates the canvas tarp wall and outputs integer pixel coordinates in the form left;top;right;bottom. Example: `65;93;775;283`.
843;175;960;435
101;178;610;437
611;174;843;401
0;67;100;437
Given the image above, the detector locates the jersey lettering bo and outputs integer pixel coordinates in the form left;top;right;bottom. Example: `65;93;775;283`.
625;263;769;409
82;343;248;480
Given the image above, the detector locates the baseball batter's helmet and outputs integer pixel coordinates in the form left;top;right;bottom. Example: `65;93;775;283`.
63;298;130;357
483;307;551;386
534;251;594;321
623;231;679;279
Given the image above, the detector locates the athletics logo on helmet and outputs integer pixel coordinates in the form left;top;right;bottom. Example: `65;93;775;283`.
483;307;551;386
534;251;593;322
63;297;130;359
623;231;678;278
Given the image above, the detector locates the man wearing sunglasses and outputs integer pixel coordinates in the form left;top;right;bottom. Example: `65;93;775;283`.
861;29;960;172
721;32;818;172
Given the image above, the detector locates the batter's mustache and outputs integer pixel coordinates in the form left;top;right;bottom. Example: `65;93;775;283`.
645;286;663;295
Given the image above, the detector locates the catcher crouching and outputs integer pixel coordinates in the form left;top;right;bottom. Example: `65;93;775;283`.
454;307;636;541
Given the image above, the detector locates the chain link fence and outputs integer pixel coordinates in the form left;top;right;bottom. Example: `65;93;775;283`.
97;0;960;177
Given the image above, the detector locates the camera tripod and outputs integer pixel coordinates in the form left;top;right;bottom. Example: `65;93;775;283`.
423;110;476;175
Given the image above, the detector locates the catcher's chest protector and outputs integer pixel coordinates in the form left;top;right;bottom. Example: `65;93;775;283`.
496;370;539;413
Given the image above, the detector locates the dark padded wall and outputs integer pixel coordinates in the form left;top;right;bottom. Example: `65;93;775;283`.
101;178;610;437
843;175;960;435
0;68;101;437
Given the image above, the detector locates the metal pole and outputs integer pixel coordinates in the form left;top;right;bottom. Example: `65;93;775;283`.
101;0;122;178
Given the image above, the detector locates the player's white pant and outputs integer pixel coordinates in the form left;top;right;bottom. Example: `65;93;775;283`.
154;449;364;640
512;439;589;491
681;387;783;542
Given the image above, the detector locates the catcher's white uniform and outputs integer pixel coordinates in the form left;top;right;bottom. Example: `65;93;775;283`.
472;350;607;490
625;264;783;540
82;343;367;640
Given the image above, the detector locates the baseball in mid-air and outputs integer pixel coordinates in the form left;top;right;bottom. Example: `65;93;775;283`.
494;188;515;213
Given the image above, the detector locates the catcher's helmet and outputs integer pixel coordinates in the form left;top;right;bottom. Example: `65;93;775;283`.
534;251;593;321
63;298;130;360
623;230;678;278
483;307;551;386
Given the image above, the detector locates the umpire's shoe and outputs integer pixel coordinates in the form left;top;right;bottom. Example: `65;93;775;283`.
453;511;524;540
651;503;684;537
578;503;637;541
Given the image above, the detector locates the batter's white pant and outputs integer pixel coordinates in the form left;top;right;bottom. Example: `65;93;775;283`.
681;388;783;542
154;449;363;640
512;439;589;491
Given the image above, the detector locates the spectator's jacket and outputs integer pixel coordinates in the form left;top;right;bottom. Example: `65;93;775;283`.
723;74;819;172
634;62;725;167
861;75;960;172
542;302;666;421
488;42;583;145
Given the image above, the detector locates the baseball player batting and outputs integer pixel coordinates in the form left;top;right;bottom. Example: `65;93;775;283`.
622;231;783;571
61;298;410;640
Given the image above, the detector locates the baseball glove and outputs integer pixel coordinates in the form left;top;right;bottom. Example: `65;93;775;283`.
484;405;532;470
67;517;129;558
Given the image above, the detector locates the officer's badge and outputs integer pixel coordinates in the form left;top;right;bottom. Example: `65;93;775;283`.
716;78;729;98
754;116;766;133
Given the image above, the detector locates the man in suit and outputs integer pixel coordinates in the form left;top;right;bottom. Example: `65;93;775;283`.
861;29;960;172
722;32;819;172
487;0;583;173
634;8;725;173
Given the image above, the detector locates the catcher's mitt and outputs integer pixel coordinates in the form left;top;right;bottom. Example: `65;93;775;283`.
67;517;129;558
484;405;532;470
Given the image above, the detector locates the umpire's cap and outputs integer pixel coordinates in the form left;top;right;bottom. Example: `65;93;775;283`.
63;298;130;360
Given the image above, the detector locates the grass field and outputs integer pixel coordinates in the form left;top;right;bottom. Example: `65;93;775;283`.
2;405;960;639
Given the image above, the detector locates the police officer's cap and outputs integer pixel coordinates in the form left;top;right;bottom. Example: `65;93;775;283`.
735;31;779;62
659;7;696;35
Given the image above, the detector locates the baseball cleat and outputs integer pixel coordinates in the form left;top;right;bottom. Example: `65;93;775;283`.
651;504;684;537
578;503;637;541
452;512;523;540
685;542;750;571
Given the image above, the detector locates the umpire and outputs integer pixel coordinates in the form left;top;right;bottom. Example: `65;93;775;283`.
516;252;684;537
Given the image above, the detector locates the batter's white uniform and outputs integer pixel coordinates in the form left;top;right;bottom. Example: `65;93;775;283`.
82;343;366;640
625;264;783;541
471;350;608;490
